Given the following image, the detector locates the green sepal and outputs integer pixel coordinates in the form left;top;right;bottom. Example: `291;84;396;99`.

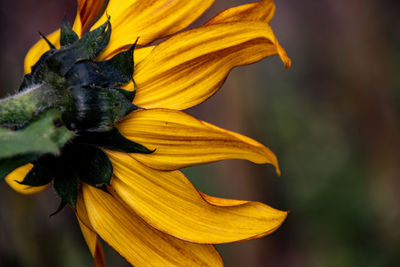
0;153;38;180
29;153;77;207
60;18;79;46
53;169;78;208
18;73;34;91
75;128;153;154
0;109;74;180
62;144;113;187
18;165;53;186
113;87;136;102
64;85;136;132
21;49;57;88
65;41;135;88
39;32;56;49
65;60;109;87
50;199;68;216
52;18;112;76
95;44;135;86
56;18;111;75
30;19;111;84
71;18;111;61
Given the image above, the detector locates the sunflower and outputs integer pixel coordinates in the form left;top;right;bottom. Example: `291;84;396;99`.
2;0;291;266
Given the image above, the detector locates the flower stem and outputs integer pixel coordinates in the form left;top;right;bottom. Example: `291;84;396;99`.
0;84;59;126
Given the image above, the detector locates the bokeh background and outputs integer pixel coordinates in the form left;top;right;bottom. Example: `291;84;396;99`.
0;0;399;266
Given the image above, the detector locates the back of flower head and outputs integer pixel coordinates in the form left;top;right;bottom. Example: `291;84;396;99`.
0;1;290;266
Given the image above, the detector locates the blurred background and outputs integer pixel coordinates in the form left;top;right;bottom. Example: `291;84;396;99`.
0;0;399;266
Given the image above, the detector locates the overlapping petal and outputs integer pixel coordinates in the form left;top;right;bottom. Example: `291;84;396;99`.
198;192;248;207
92;0;215;58
4;164;48;194
205;0;276;25
73;0;107;35
107;151;288;244
117;108;280;173
130;21;290;110
82;184;223;266
77;221;105;267
76;193;105;267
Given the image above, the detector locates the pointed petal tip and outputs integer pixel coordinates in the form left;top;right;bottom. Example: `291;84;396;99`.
262;209;289;237
276;41;291;69
199;192;289;241
276;165;282;176
276;209;289;228
263;149;281;176
249;141;281;176
5;164;49;194
240;208;288;242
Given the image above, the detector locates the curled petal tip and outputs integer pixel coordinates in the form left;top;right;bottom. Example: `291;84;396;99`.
276;40;291;69
276;165;282;176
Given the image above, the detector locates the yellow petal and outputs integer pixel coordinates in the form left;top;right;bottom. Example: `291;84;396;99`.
72;11;82;37
198;192;248;207
4;164;48;194
131;21;290;109
198;191;287;241
82;184;223;266
92;0;215;59
78;220;105;267
205;0;276;25
24;30;60;74
76;192;105;267
107;151;288;244
134;46;154;65
117;108;280;173
206;0;290;65
73;0;107;35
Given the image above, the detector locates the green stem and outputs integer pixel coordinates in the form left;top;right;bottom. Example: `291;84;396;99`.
0;84;59;126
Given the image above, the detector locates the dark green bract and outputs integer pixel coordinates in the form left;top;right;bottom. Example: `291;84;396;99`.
0;19;152;210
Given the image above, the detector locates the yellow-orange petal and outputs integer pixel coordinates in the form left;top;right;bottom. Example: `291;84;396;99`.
24;30;60;74
82;184;223;266
73;0;107;35
107;151;288;244
198;191;289;241
198;192;248;207
205;0;276;25
76;192;105;267
92;0;215;59
117;108;280;173
131;21;290;110
4;164;48;194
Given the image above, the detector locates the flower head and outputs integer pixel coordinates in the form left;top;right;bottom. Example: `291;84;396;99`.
2;0;291;266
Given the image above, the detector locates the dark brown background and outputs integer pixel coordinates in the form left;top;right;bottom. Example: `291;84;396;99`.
0;0;399;266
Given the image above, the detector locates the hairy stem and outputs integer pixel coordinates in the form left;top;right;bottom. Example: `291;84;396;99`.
0;84;59;126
